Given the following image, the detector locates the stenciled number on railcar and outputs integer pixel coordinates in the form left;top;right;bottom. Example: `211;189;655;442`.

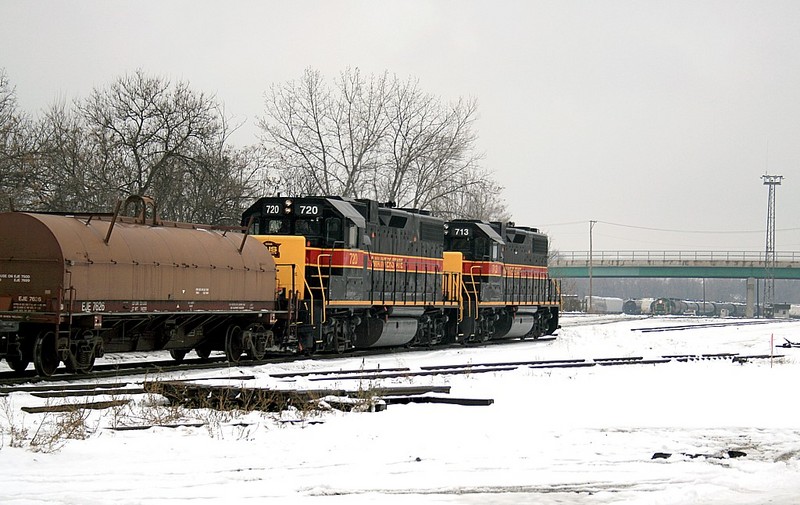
80;301;106;312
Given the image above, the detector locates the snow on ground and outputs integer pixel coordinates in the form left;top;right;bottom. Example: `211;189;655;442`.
2;315;800;504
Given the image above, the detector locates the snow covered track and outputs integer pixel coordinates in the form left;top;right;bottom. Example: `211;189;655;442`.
273;352;781;383
2;315;800;504
631;319;787;333
0;334;557;387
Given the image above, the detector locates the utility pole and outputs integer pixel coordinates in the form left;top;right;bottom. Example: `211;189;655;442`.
762;174;783;318
588;220;596;313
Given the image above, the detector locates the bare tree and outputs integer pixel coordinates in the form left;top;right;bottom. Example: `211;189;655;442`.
259;67;505;218
259;68;391;197
2;70;266;224
46;70;263;224
429;169;511;222
79;70;223;199
31;101;111;211
380;81;483;210
0;69;38;211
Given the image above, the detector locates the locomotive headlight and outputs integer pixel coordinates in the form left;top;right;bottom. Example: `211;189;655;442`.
284;199;293;214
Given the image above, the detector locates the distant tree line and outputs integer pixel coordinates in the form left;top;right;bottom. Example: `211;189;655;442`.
0;67;508;225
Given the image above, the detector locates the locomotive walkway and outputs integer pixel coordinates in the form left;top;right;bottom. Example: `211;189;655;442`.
549;251;800;279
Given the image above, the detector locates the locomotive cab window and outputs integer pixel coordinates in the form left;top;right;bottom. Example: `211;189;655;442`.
447;238;472;255
475;237;490;260
324;217;343;247
491;242;500;262
296;218;321;237
348;225;358;248
269;219;290;234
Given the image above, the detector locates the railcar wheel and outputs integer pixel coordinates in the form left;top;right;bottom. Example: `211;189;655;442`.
225;325;244;363
77;353;95;374
33;331;59;377
63;352;95;374
244;324;268;360
195;345;212;360
169;349;187;363
5;356;29;373
63;332;98;374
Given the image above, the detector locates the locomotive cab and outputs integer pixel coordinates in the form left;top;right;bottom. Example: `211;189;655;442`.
445;220;504;263
244;197;364;250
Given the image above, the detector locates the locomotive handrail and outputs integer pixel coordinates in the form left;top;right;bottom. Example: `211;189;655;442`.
303;278;317;325
315;253;332;324
274;262;299;326
467;265;483;321
458;276;470;323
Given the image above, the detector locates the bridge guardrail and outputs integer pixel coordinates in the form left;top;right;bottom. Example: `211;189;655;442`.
551;251;800;264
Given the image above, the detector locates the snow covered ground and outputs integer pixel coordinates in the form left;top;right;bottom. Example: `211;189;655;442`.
2;314;800;504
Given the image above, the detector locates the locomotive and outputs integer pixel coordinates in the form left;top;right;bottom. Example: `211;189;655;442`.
242;196;560;354
0;195;560;377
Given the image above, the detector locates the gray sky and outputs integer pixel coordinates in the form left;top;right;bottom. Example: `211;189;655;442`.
2;0;799;252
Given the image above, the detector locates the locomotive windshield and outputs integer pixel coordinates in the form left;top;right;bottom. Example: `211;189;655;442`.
242;197;362;248
445;225;501;261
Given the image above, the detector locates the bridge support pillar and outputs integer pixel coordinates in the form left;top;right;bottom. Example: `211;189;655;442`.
746;277;755;318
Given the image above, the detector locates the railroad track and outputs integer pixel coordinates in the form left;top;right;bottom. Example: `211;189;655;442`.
630;319;793;333
271;352;784;383
0;347;783;419
0;335;558;387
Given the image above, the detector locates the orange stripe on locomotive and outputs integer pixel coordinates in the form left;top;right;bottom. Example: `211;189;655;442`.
254;235;462;308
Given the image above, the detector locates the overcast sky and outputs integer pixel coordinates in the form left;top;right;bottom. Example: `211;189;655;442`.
2;1;799;252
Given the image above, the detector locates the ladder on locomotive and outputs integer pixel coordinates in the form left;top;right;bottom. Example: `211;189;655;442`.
462;268;481;322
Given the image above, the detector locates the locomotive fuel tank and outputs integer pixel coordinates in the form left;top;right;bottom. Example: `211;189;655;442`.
355;316;420;347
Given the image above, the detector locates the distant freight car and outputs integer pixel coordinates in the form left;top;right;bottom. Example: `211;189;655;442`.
584;296;624;314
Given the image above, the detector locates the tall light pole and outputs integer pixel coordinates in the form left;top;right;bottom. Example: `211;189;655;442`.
588;220;596;313
762;174;783;317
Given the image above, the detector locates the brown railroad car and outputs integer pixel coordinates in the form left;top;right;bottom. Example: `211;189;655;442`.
0;196;278;376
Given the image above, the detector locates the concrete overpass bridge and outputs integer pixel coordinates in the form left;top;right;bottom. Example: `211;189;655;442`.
549;251;800;279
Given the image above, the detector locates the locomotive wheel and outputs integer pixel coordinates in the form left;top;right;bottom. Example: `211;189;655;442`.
195;346;212;360
334;330;346;354
33;331;59;377
169;349;188;363
5;356;29;373
224;325;244;363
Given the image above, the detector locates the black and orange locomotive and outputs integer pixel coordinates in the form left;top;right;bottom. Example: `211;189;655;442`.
243;196;560;353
